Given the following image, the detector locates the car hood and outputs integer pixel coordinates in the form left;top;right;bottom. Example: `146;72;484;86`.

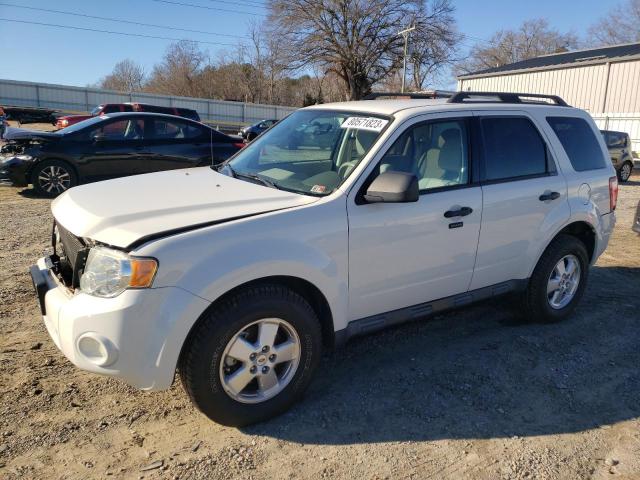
52;167;318;249
2;127;61;142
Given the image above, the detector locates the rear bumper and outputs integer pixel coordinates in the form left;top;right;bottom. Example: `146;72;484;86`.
594;211;616;263
30;257;210;391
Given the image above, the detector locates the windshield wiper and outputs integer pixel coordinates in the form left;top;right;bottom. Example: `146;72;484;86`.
235;172;280;189
222;165;279;190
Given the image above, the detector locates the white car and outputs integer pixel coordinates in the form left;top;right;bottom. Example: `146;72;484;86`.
30;92;617;426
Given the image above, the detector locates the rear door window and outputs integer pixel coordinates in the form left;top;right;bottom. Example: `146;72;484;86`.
547;117;607;171
480;117;549;182
149;118;204;140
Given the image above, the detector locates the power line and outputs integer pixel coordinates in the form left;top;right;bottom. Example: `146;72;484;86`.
0;2;251;39
0;18;239;46
151;0;264;16
206;0;267;10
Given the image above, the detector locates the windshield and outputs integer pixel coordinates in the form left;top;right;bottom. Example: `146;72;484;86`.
90;105;103;115
223;109;389;196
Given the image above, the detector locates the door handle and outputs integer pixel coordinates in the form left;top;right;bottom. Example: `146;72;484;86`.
539;191;560;201
444;206;473;218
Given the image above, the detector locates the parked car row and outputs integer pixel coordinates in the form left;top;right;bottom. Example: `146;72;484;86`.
55;102;201;129
1;112;243;196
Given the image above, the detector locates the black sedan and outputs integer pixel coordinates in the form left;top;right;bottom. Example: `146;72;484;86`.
238;119;278;141
0;112;244;196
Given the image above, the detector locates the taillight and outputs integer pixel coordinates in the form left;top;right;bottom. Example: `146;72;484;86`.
233;143;246;149
609;176;618;211
60;119;68;127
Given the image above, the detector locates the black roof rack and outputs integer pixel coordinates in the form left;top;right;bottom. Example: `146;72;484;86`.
447;91;569;107
363;91;454;100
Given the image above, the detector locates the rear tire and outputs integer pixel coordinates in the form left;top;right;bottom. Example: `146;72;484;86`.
179;284;322;426
521;234;589;323
31;159;77;197
618;161;633;182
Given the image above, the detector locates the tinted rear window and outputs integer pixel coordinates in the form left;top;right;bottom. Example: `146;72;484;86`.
481;117;548;181
547;117;607;171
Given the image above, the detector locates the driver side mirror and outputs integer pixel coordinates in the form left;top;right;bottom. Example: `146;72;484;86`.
363;171;419;203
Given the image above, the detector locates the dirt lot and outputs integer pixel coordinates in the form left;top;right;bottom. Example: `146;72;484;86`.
0;175;639;480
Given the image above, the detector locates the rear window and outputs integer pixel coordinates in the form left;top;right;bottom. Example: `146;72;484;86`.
547;117;607;171
480;117;548;181
602;131;628;148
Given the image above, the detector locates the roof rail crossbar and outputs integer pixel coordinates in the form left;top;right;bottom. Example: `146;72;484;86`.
363;91;454;100
447;91;569;107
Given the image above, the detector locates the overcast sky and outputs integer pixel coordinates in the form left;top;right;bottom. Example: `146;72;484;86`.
0;0;615;89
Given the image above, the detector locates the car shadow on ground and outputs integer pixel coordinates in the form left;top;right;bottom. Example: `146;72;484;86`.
245;265;640;445
17;187;41;198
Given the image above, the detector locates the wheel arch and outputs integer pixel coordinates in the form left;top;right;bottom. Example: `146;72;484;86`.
28;157;80;185
178;275;336;370
533;221;596;274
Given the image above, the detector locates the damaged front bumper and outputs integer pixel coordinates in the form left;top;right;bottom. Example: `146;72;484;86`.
0;156;31;186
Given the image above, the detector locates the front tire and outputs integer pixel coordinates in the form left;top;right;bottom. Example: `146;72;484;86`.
179;284;322;426
521;234;589;323
31;160;77;197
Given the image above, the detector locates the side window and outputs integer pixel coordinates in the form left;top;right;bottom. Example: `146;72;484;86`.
88;118;144;141
378;119;469;191
149;119;201;140
480;117;548;181
547;117;607;171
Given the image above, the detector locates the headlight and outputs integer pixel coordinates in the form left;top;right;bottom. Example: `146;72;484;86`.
15;155;33;161
80;247;158;298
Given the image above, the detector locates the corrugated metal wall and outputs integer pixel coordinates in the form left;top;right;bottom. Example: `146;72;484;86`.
0;79;297;126
457;59;640;152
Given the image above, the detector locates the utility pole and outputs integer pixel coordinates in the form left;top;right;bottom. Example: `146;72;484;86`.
398;25;416;93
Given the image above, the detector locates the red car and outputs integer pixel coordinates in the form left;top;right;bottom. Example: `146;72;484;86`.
56;103;200;129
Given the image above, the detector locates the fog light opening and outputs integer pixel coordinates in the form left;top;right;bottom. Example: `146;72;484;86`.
77;334;118;367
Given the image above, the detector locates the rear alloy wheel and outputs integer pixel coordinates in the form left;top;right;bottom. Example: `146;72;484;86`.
618;162;633;182
32;160;77;197
546;254;581;309
522;234;588;323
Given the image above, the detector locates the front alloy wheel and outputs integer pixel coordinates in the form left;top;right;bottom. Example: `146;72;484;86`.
32;160;77;197
179;284;322;426
220;318;301;404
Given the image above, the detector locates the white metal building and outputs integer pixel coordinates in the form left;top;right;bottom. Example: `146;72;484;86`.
457;42;640;152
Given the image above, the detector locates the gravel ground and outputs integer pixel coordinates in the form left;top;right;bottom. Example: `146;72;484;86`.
0;173;639;480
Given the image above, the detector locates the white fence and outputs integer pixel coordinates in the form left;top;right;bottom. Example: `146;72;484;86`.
0;79;297;127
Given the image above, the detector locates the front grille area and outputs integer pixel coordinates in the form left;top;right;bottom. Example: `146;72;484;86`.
53;221;88;287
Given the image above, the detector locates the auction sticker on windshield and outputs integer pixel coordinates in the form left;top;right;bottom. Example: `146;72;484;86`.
340;117;389;132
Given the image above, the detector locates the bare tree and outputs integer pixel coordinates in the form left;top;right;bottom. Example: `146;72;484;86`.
268;0;459;100
457;19;579;75
588;0;640;46
409;1;460;90
98;59;146;92
145;41;207;97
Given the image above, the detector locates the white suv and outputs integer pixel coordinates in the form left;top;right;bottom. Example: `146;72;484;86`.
30;92;618;426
